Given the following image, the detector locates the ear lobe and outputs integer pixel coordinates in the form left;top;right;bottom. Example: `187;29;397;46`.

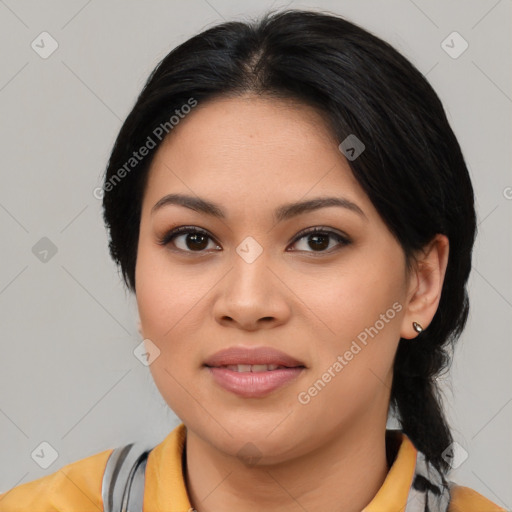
400;234;449;339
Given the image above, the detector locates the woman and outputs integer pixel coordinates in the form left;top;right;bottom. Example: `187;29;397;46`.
0;9;504;512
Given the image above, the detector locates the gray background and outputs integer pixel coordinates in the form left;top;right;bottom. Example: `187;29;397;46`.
0;0;511;506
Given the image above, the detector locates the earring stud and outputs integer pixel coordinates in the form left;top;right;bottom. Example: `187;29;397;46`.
412;321;423;334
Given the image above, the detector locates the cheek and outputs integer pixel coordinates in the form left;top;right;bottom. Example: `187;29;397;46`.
293;258;405;347
134;242;217;404
289;250;406;402
135;246;204;419
135;240;207;338
292;267;403;427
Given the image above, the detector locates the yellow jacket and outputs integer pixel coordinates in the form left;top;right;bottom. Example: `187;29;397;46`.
0;423;505;511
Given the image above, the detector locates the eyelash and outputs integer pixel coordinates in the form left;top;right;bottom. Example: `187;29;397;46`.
157;225;351;255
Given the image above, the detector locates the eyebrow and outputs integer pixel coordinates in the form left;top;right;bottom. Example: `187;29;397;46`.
151;193;367;222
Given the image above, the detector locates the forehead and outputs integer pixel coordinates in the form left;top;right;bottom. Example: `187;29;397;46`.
141;95;371;216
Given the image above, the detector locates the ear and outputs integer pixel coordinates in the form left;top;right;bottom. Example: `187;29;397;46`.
400;234;449;340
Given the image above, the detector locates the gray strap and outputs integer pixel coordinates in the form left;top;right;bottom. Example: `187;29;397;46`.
404;450;452;512
102;442;153;512
123;455;148;512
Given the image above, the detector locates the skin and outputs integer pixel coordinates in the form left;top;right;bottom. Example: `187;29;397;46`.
135;94;449;512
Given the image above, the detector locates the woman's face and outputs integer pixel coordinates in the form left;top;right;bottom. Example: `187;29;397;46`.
135;95;413;463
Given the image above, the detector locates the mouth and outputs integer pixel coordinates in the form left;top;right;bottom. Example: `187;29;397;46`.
203;346;306;397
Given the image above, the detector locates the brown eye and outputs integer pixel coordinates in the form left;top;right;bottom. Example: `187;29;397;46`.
289;227;351;253
180;232;209;251
158;226;220;253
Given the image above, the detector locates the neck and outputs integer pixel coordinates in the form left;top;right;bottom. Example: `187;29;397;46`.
184;419;391;512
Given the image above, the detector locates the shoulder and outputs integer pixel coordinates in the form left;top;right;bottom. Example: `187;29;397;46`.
0;447;113;511
448;484;507;512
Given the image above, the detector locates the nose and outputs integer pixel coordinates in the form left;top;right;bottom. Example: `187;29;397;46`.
212;250;292;331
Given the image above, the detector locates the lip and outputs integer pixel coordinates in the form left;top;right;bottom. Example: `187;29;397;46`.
203;346;306;368
203;346;306;398
206;366;305;398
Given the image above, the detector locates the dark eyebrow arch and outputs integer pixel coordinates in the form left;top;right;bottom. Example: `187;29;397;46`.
151;193;367;222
